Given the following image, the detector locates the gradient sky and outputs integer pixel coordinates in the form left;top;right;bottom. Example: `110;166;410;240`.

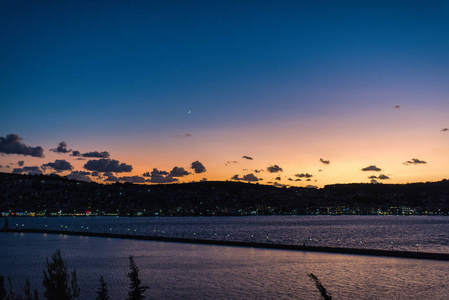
1;0;448;187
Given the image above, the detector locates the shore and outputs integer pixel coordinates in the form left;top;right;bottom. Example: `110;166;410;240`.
2;227;449;261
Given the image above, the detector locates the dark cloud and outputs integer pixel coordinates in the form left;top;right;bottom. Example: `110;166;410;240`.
119;176;146;183
18;160;24;166
50;141;71;154
242;156;253;160
441;128;449;132
403;158;427;165
320;158;330;165
104;175;119;182
378;174;390;180
295;173;313;178
82;151;110;158
175;133;192;138
231;173;260;182
191;161;206;174
143;168;170;177
288;178;293;181
169;166;190;177
267;165;283;173
273;182;285;188
0;134;44;157
137;167;180;182
71;151;81;156
361;165;382;171
306;179;311;181
76;158;86;161
67;171;92;182
84;159;133;173
295;179;301;181
275;176;281;181
12;166;43;175
91;171;99;177
371;179;379;184
147;176;178;183
42;159;74;172
368;175;377;179
200;178;207;182
393;105;400;109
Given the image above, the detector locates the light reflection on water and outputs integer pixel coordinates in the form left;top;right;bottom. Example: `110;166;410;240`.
1;232;449;299
7;215;449;253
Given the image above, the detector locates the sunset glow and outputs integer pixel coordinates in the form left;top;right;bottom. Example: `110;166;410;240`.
1;0;448;187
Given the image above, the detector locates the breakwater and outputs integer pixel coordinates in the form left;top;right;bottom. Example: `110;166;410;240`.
2;227;449;261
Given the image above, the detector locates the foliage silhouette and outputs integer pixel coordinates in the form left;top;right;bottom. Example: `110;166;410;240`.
308;273;332;300
96;276;109;300
42;250;79;300
127;256;149;300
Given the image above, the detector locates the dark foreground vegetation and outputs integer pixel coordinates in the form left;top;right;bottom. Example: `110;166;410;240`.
0;250;331;300
0;250;148;300
2;172;448;216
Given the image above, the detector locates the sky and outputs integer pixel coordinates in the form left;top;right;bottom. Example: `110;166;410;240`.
1;0;448;187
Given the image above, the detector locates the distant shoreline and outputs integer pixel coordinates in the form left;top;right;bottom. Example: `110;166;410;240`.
2;227;449;261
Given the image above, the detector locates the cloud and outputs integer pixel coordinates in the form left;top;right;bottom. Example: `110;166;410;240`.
393;105;400;109
18;160;24;166
82;151;110;158
104;175;119;182
42;159;74;172
191;161;206;174
84;159;133;173
0;134;44;157
71;151;81;156
200;178;207;182
137;167;180;183
306;179;311;181
50;141;71;154
242;156;253;160
361;165;382;171
371;179;379;184
174;133;193;138
267;165;283;173
67;171;92;182
119;176;146;183
147;175;178;184
231;173;260;182
91;171;99;177
275;176;281;181
295;173;313;178
169;166;190;177
12;166;43;175
403;158;427;165
441;128;448;132
378;174;390;180
143;168;170;178
368;175;377;179
320;158;330;165
273;182;285;188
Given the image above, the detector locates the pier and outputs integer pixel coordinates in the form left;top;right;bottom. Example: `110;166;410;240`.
2;227;449;261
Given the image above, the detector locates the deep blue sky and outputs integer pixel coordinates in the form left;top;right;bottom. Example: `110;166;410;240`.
1;0;448;186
